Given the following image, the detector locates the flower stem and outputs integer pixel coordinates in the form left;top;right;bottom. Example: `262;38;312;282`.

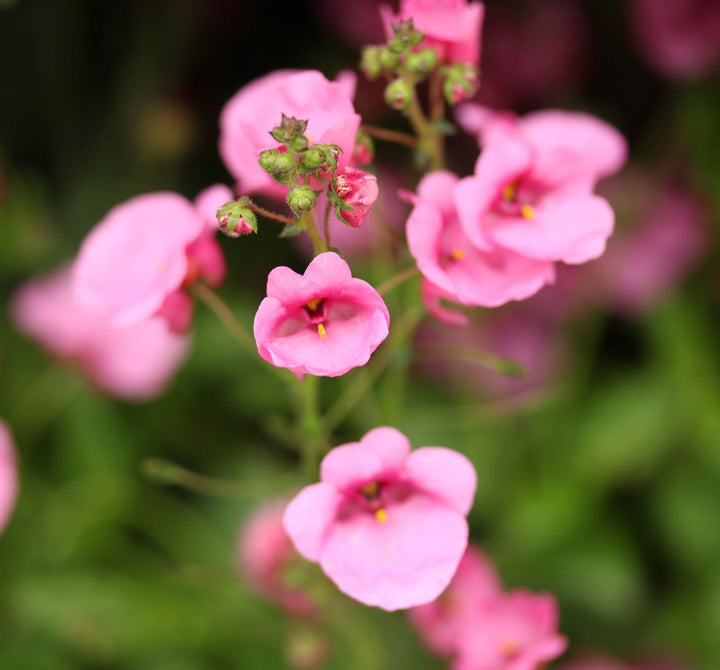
247;201;299;226
377;265;420;296
361;124;420;149
294;375;330;481
404;92;446;171
323;199;333;249
300;211;329;255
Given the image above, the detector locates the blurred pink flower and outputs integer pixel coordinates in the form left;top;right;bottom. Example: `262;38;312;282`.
409;545;501;655
12;266;189;400
0;420;18;535
380;0;485;66
253;252;389;377
452;590;567;670
454;108;626;264
284;426;476;610
74;187;230;333
238;499;317;616
219;70;361;197
630;0;720;80
478;0;590;108
332;167;379;228
406;170;555;310
313;0;387;46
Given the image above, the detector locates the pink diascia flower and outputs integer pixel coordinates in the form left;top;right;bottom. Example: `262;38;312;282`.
238;499;317;616
219;70;361;197
409;545;501;656
284;427;476;610
452;590;568;670
454;106;627;265
380;0;485;66
333;166;379;228
74;186;230;333
630;0;720;80
253;252;390;378
406;170;555;313
12;267;189;400
0;420;19;535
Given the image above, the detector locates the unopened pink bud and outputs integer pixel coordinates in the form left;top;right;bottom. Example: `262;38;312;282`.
333;167;379;228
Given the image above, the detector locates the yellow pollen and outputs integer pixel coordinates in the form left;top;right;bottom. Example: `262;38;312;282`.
306;134;314;144
375;508;388;524
361;481;380;498
451;248;466;260
502;182;517;201
521;204;536;220
306;297;322;311
317;323;327;338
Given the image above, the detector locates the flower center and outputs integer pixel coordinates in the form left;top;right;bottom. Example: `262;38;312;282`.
359;481;388;523
303;298;328;337
499;180;536;220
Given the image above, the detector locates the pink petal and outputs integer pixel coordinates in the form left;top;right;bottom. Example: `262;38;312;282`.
304;251;354;289
186;232;227;288
403;447;476;515
360;427;412;476
320;443;385;491
194;184;235;231
320;493;469;610
0;420;18;535
283;483;343;562
421;279;470;327
416;170;461;218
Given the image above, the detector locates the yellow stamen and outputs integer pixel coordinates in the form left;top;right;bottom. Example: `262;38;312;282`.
375;508;388;524
306;297;322;311
306;134;314;144
361;481;380;498
521;204;535;220
317;323;327;338
451;248;466;260
502;182;517;202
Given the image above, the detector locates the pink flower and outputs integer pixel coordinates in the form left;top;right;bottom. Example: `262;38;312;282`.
454;107;627;265
452;590;568;670
0;420;18;535
333;167;379;228
237;499;317;616
74;186;230;333
219;70;361;197
12;266;189;400
630;0;720;80
283;427;476;610
253;252;390;378
380;0;485;67
406;171;555;309
410;546;501;656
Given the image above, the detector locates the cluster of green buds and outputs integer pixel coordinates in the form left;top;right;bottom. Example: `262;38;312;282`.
361;20;438;111
258;114;343;216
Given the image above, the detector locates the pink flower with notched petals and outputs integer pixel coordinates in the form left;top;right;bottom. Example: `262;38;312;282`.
284;427;476;611
454;107;626;266
237;499;317;616
12;266;189;401
253;252;389;378
219;70;361;198
406;171;555;313
410;545;501;656
0;420;19;535
380;0;485;67
452;590;568;670
74;186;230;333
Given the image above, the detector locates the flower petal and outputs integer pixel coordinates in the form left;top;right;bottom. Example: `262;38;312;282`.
283;482;343;561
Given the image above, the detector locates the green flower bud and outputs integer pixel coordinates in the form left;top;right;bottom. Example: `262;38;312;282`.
384;78;413;111
259;149;279;172
388;19;425;52
270;114;308;143
290;135;309;152
287;184;317;214
300;147;327;171
442;63;479;105
216;198;257;237
378;47;400;70
406;48;438;77
360;45;383;80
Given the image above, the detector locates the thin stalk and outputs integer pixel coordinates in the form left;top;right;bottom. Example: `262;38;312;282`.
377;265;420;296
246;202;298;226
429;69;445;123
300;211;329;255
294;375;330;481
323;199;332;249
416;344;526;377
404;93;446;171
361;124;420;149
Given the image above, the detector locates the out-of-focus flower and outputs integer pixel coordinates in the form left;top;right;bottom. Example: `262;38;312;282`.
237;499;317;616
253;252;389;377
380;0;485;67
219;70;361;197
409;545;501;655
313;0;387;46
452;590;567;670
284;426;476;610
406;170;555;310
0;420;18;535
12;267;189;400
332;166;379;228
629;0;720;80
74;187;230;333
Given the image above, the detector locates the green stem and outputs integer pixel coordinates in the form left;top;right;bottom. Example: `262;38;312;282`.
300;211;329;255
323;199;332;249
403;86;446;171
246;201;298;226
361;124;419;149
294;375;330;481
377;265;420;296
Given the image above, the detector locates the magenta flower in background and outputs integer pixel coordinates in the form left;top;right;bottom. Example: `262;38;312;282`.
74;186;230;333
253;252;390;378
238;499;317;616
380;0;485;66
630;0;720;80
406;170;555;310
409;545;501;656
454;107;626;265
283;426;476;610
332;166;379;228
0;421;18;535
12;267;189;401
219;70;361;197
452;590;567;670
